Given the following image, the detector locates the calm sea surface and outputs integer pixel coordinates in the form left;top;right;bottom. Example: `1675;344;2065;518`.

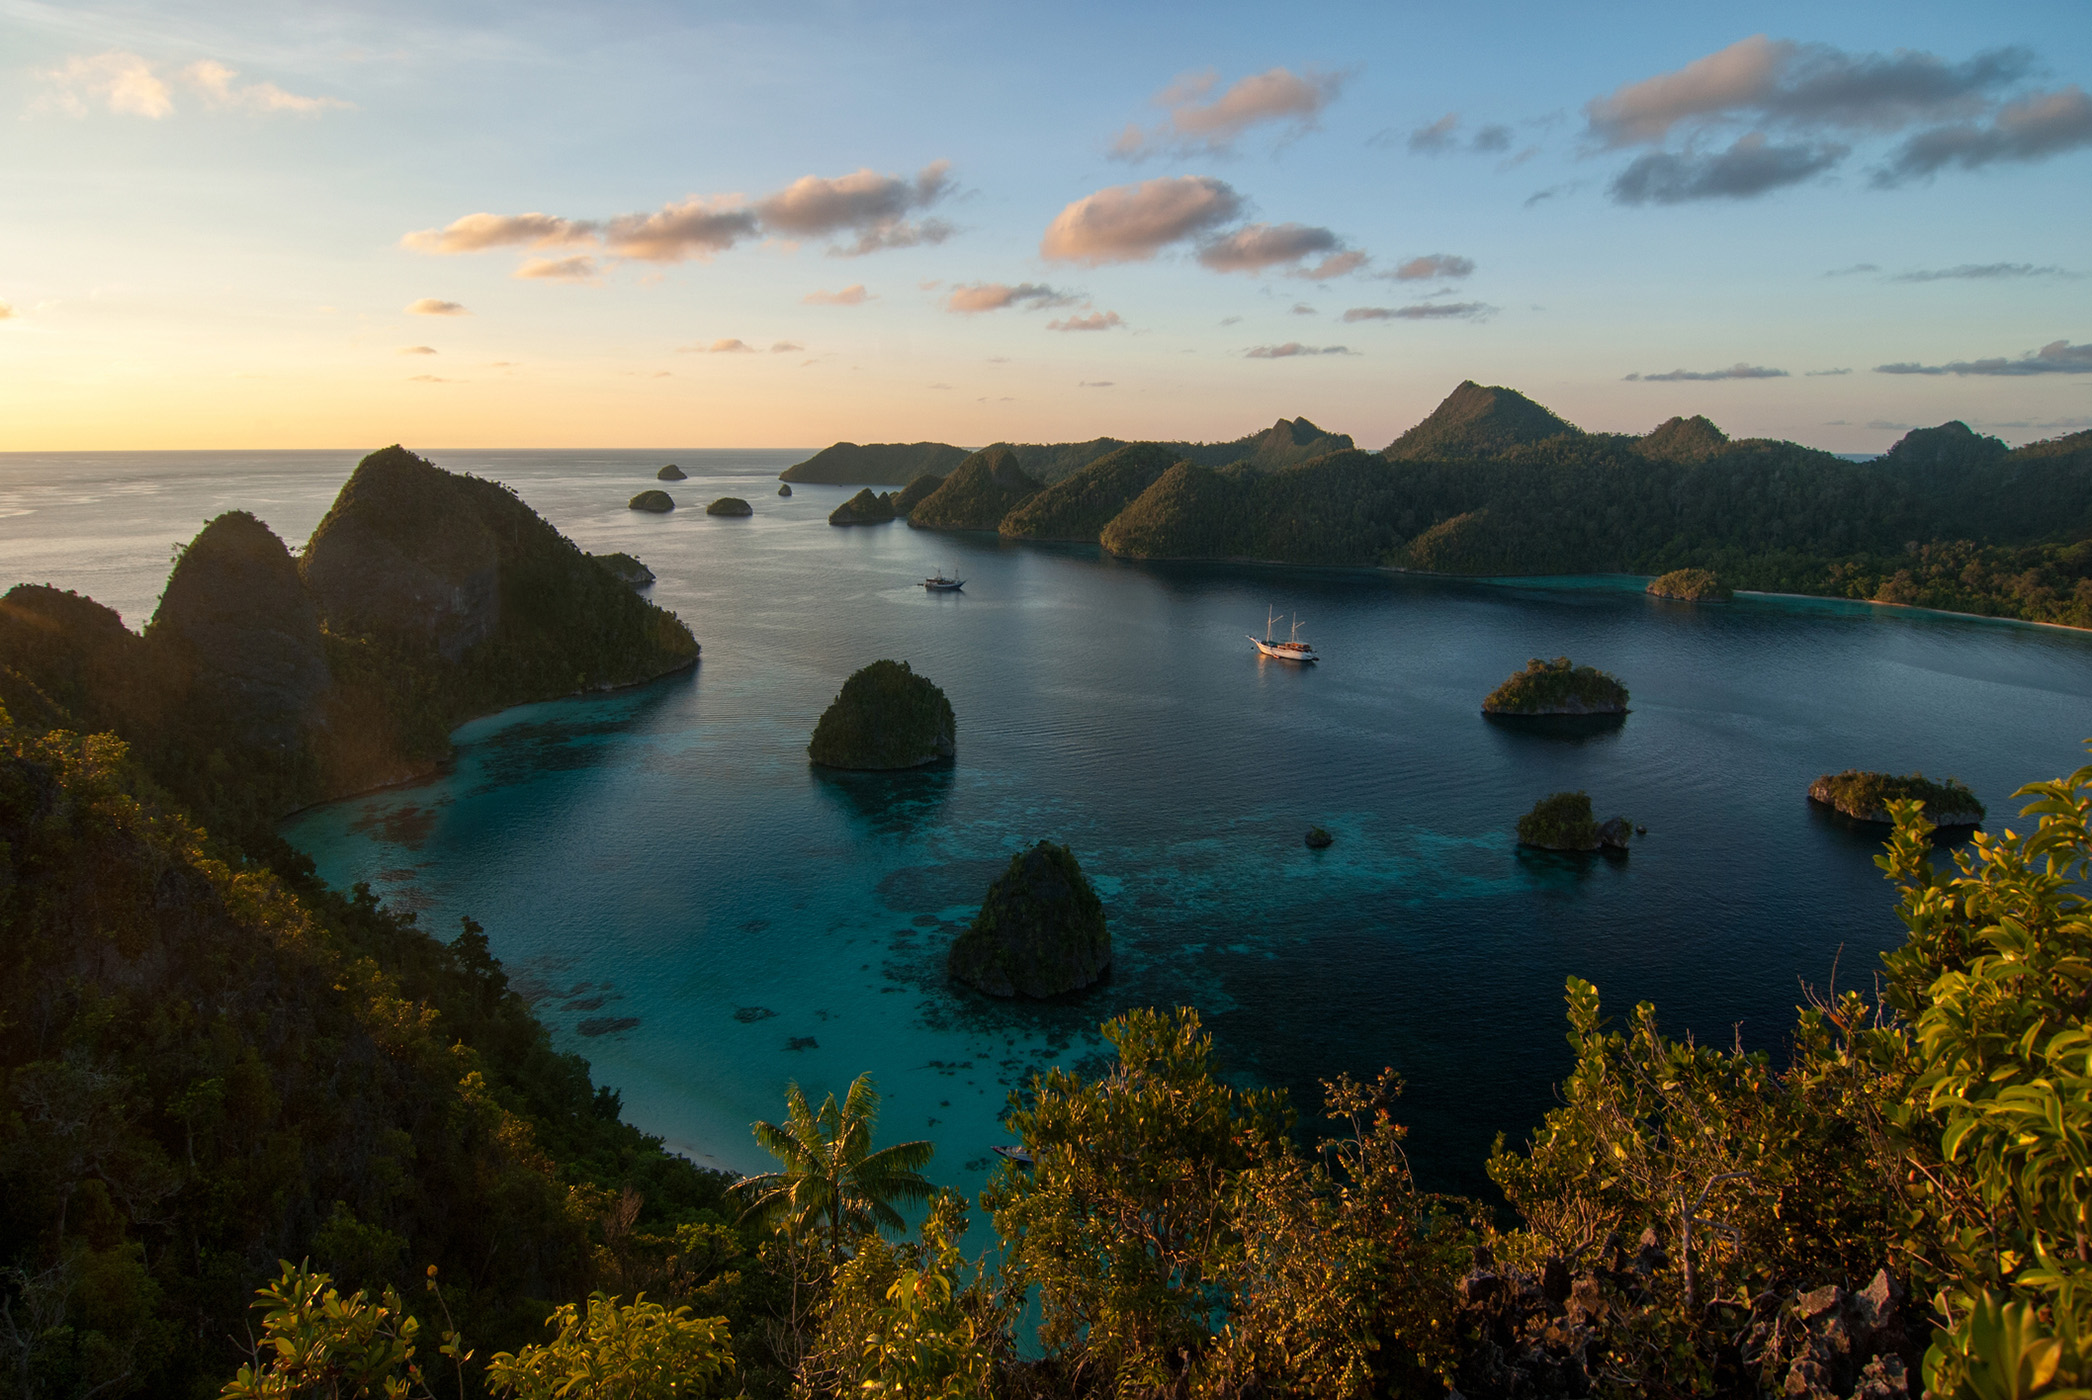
6;448;2091;1200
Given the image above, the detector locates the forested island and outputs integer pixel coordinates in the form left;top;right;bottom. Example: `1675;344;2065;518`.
789;382;2092;630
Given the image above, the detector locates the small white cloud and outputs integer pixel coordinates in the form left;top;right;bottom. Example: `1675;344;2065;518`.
945;282;1078;313
1047;311;1124;332
399;345;438;355
1041;176;1244;264
182;59;347;114
405;298;470;316
1244;342;1355;358
514;256;598;281
34;52;173;119
706;338;756;353
804;284;872;305
1114;66;1348;159
771;340;804;353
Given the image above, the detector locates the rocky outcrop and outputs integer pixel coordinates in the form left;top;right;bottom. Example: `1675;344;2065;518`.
591;552;655;588
657;464;687;480
706;497;753;517
807;659;954;769
778;483;793;497
1518;792;1631;852
148;511;330;753
947;841;1111;998
1305;826;1333;849
1809;770;1984;826
628;490;676;513
829;488;897;525
1484;657;1629;715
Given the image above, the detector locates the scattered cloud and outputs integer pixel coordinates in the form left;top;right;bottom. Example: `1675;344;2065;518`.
404;163;953;277
1245;342;1355;358
770;341;803;353
398;345;438;355
405;298;469;316
1404;113;1517;156
1611;133;1846;203
1391;253;1475;281
1524;183;1583;207
1078;380;1115;387
804;284;872;306
1867;420;1913;431
1805;367;1853;376
1587;37;2089;202
1291;303;1317;315
944;282;1077;313
1585;36;2032;147
1889;262;2074;281
1195;222;1362;278
32;51;345;118
515;255;598;281
1824;263;1880;276
1342;302;1491;321
1875;339;2092;376
603;198;761;261
1041;176;1245;264
1876;86;2092;184
33;52;172;118
1625;363;1790;381
1047;311;1123;331
1113;66;1347;159
407;374;453;383
406;213;597;254
700;338;756;354
181;59;346;114
1219;315;1243;326
927;382;954;390
0;302;14;321
753;161;954;254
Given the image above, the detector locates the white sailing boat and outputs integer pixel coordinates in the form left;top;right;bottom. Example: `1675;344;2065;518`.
1248;607;1318;663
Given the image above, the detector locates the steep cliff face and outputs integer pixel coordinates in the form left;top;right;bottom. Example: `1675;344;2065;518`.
149;511;330;753
302;447;504;664
301;446;698;710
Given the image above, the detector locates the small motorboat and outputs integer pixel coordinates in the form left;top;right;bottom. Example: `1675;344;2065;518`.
923;570;964;591
991;1144;1034;1167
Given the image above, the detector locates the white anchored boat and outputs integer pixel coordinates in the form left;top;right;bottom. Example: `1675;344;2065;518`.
1248;607;1318;663
923;568;964;591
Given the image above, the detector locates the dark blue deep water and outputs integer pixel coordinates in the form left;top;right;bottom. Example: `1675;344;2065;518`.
7;449;2090;1202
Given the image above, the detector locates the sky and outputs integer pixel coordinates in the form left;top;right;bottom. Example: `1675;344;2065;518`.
2;0;2089;452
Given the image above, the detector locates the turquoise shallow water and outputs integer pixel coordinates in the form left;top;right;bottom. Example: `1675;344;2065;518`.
8;449;2092;1203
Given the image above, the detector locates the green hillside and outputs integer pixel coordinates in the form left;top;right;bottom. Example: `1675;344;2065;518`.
999;442;1183;541
779;441;970;485
907;446;1042;531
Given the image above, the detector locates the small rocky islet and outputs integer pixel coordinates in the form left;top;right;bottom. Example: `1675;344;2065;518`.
807;659;954;769
947;840;1111;998
1518;791;1633;852
777;483;792;496
1809;770;1985;826
1483;656;1628;716
656;464;687;481
706;496;754;517
628;489;676;513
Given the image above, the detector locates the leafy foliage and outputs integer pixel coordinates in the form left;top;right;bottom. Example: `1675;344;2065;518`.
486;1293;733;1400
999;444;1182;543
1516;792;1601;849
905;449;1040;532
1645;567;1730;600
827;489;896;526
733;1075;935;1263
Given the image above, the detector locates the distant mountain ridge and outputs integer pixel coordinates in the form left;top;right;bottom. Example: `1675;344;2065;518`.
1382;381;1578;460
778;417;1354;486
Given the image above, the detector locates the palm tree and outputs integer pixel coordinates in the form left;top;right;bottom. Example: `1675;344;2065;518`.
733;1073;936;1260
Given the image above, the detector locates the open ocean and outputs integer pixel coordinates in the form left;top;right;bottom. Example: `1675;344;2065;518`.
6;447;2090;1201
